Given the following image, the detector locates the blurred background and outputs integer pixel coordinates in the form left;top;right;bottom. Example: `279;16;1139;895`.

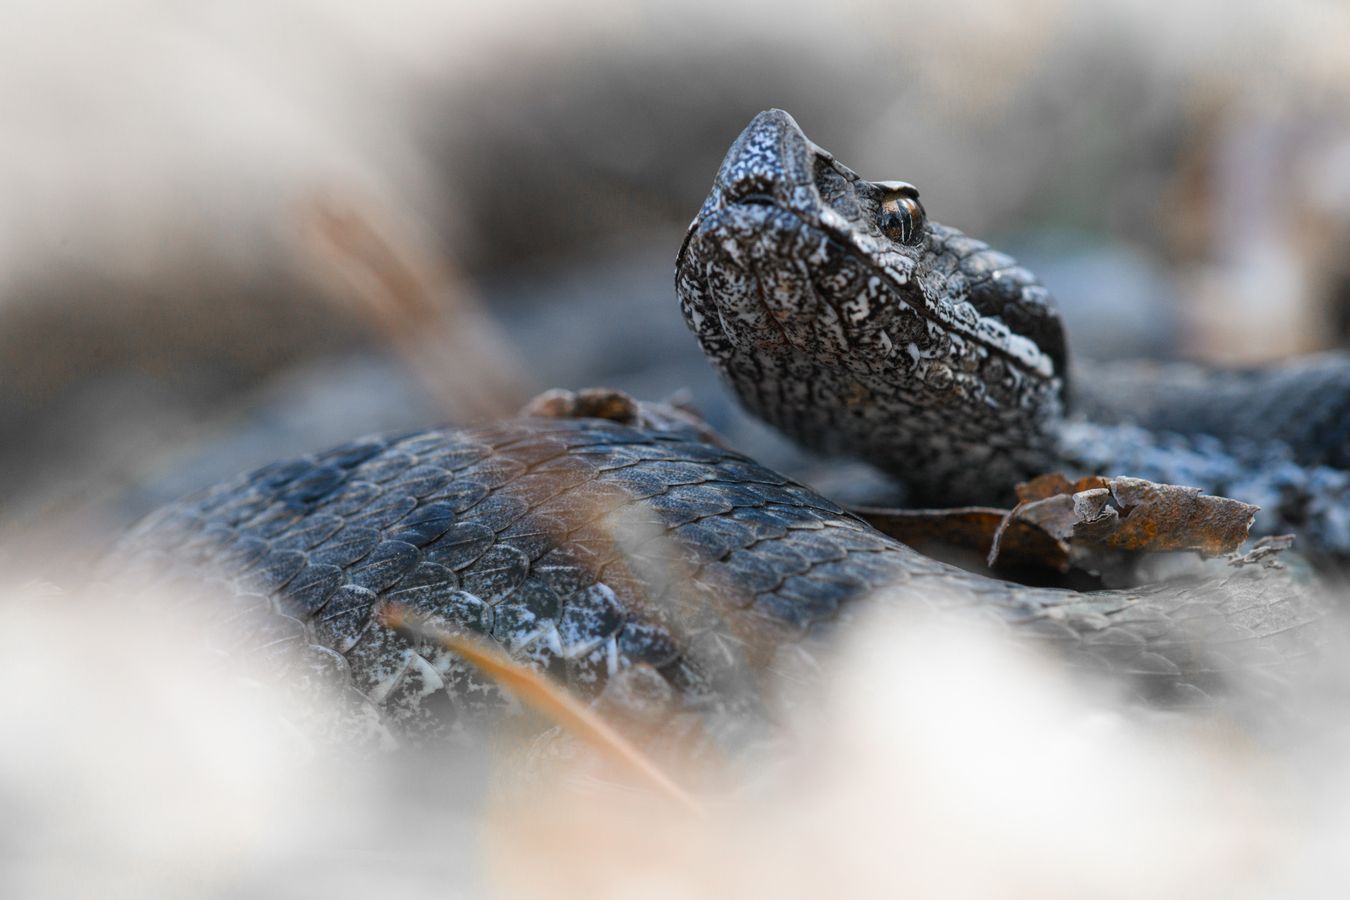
7;3;1350;896
5;0;1350;575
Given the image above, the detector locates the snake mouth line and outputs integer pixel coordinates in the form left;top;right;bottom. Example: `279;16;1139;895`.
681;201;1056;384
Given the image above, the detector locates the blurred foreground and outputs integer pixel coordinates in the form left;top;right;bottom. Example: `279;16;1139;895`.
4;576;1350;898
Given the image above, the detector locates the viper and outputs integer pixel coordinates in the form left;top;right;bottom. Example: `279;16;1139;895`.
103;110;1337;745
679;109;1350;558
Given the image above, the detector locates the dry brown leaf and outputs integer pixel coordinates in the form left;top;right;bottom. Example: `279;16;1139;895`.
991;473;1260;569
860;474;1266;576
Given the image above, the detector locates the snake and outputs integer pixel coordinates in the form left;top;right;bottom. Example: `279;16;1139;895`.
103;109;1335;746
678;110;1350;557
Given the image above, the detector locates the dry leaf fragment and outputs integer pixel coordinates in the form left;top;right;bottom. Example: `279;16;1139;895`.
1014;473;1112;504
854;506;1069;570
991;473;1260;569
860;474;1265;577
1090;476;1257;555
521;387;728;445
1228;534;1296;569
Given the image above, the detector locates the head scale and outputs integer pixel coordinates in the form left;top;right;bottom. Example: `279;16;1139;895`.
676;109;1069;504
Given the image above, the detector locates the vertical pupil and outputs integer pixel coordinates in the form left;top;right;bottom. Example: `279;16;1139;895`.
896;206;913;242
883;204;913;242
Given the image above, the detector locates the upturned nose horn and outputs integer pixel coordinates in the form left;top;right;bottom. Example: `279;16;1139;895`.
714;109;816;204
747;108;803;140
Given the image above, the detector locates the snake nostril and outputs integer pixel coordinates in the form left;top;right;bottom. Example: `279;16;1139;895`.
716;166;779;206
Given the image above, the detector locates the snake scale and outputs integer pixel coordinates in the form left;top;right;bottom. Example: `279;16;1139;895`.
105;110;1338;746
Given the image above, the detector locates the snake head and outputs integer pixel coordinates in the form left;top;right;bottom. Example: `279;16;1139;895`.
676;109;1069;502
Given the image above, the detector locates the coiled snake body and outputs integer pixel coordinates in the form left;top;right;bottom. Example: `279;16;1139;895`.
107;110;1338;743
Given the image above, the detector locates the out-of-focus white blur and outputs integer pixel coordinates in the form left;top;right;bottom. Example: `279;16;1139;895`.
5;577;1350;898
490;604;1350;898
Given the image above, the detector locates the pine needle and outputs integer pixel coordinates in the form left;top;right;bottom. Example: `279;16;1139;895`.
380;604;704;817
300;194;534;421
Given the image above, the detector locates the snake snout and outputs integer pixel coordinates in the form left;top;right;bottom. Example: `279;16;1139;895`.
709;108;819;211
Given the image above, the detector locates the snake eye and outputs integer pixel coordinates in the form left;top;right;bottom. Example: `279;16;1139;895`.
879;191;926;245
